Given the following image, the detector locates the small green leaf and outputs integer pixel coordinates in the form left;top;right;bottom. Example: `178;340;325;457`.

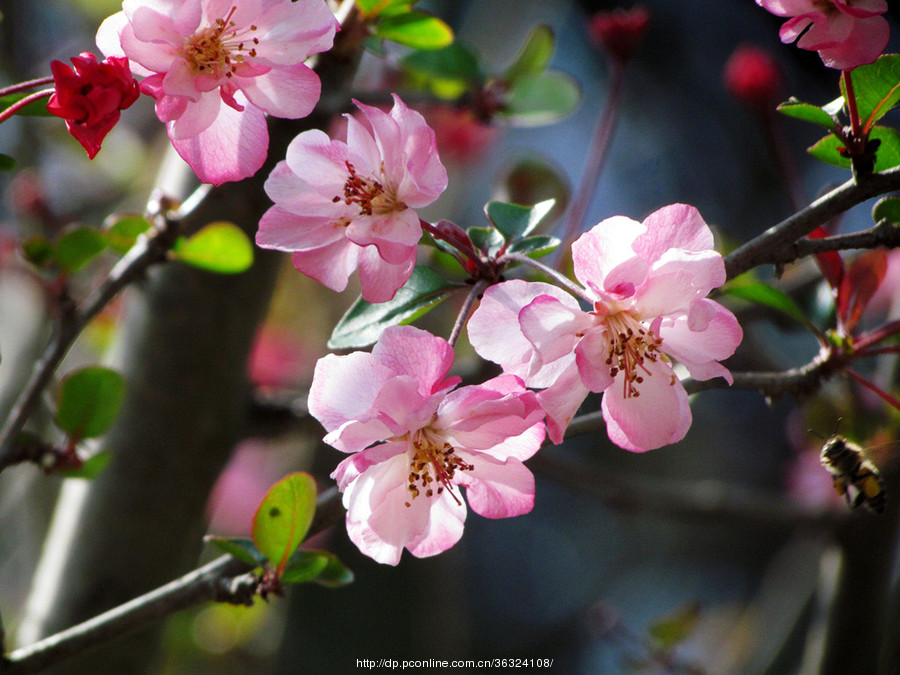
355;0;409;18
722;278;812;328
328;266;459;349
55;226;108;274
103;213;152;254
499;71;581;127
648;602;701;650
0;153;15;171
374;11;453;50
777;97;837;129
21;235;55;268
60;451;111;479
467;226;505;256
485;199;556;242
172;221;253;274
841;54;900;131
401;42;482;86
281;550;354;587
252;472;317;576
56;366;125;440
205;536;268;567
506;234;560;259
808;126;900;172
0;92;53;117
503;25;554;84
873;196;900;224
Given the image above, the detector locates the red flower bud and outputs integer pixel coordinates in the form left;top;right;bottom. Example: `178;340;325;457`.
588;6;650;64
723;45;784;111
46;52;140;159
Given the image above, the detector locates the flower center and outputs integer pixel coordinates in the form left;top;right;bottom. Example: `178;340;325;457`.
602;312;664;398
333;161;406;217
404;428;473;507
181;7;259;79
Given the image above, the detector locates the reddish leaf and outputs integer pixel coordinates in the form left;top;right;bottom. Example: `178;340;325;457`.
839;249;888;332
807;226;844;291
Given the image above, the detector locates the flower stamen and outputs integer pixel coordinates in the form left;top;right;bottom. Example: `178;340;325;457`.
181;6;260;79
603;313;664;398
404;429;473;507
334;161;406;216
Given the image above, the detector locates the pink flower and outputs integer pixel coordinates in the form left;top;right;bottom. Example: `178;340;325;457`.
96;0;338;185
308;325;545;565
256;95;448;303
46;52;140;159
756;0;889;70
468;204;743;452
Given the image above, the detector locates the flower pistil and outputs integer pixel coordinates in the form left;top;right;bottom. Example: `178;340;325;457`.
405;428;473;507
181;7;259;79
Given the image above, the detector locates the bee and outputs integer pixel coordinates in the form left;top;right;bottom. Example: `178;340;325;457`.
820;435;887;514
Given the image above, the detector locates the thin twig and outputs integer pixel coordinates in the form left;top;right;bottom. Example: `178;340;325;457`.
448;279;488;347
500;251;594;302
0;76;54;99
0;89;53;125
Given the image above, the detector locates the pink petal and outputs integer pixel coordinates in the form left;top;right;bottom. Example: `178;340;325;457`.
167;88;220;137
308;351;392;434
631;250;726;319
284;129;352;192
254;1;339;65
657;300;742;383
572;217;645;298
816;15;890;69
372;326;456;395
518;294;591;368
601;358;691;451
256;205;344;253
234;64;321;119
573;326;616;392
756;0;816;16
169;99;268;184
356;246;416;303
403;493;467;560
388;95;448;206
537;363;591;444
834;0;887;19
346;210;422;265
632;204;716;264
458;454;535;518
290;238;360;293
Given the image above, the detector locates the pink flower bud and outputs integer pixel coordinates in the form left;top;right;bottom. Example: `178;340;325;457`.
588;5;650;63
46;52;140;159
723;45;785;110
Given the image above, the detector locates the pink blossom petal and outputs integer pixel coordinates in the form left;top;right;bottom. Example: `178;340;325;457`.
574;327;616;392
373;326;456;394
633;204;716;263
518;294;591;368
346;210;422;265
537;363;591;444
169;98;268;184
290;239;360;293
794;11;853;46
308;351;392;433
816;15;890;69
403;493;467;560
167;89;221;137
601;358;691;451
356;246;416;303
572;217;645;297
459;454;535;518
658;300;742;382
757;0;816;16
234;64;321;119
632;250;725;319
254;0;339;65
257;206;343;252
835;0;888;18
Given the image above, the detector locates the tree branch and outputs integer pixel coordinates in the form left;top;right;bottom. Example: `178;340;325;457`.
724;167;900;280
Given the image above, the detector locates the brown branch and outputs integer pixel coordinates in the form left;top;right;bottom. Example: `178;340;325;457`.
724;167;900;280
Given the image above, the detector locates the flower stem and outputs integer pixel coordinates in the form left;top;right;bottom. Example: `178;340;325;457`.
0;89;54;125
500;251;594;303
0;76;54;98
555;58;626;270
842;69;863;138
448;279;488;348
844;367;900;413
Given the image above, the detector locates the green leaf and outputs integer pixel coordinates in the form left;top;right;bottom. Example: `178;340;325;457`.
506;234;560;259
493;156;570;221
0;92;53;117
722;278;812;328
873;196;900;224
60;451;111;479
808;125;900;172
205;536;268;567
21;235;55;268
281;550;354;587
401;42;482;86
777;97;837;129
328;266;459;349
55;226;108;274
0;153;15;171
355;0;409;18
841;54;900;131
103;213;152;254
499;71;581;126
467;226;505;256
172;221;253;274
648;602;701;650
56;366;125;440
485;199;556;242
503;25;554;84
374;11;453;50
252;472;317;576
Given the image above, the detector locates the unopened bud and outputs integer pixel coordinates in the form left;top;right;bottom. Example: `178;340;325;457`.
588;6;650;64
723;44;784;111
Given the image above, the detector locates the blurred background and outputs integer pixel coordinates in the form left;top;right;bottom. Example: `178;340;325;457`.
2;1;900;673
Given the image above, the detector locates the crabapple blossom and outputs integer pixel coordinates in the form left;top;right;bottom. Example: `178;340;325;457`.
308;325;545;565
256;95;448;303
756;0;889;70
46;52;140;159
468;204;742;452
96;0;338;185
